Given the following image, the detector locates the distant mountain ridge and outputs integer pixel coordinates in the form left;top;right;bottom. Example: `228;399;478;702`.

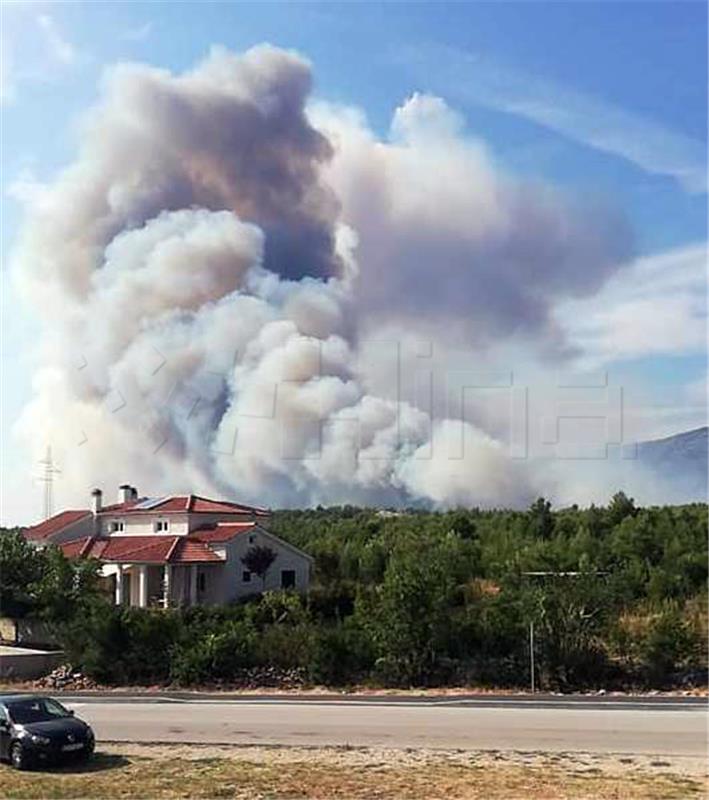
635;426;707;501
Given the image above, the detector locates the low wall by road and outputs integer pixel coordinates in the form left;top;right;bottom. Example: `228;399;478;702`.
0;617;16;642
0;617;59;648
0;646;64;680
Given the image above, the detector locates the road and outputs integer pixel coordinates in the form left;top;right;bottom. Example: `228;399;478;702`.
60;695;708;757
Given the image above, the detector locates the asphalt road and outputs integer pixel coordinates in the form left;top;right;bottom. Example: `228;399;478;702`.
61;695;708;757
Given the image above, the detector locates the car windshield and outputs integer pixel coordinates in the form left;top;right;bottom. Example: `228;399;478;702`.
7;698;71;724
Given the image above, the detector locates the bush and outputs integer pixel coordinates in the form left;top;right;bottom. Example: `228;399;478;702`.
171;620;257;685
58;603;184;684
308;619;373;685
254;623;314;670
639;606;705;685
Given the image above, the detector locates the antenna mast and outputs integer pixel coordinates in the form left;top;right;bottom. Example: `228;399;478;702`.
37;446;61;520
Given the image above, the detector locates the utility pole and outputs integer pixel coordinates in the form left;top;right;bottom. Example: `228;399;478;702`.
37;446;61;520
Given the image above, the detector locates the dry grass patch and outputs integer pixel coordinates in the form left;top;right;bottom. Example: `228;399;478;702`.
0;744;705;800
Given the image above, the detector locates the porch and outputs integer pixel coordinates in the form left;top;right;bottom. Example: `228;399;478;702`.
100;563;214;608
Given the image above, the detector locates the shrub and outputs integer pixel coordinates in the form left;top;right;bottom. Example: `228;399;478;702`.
308;619;373;685
639;606;705;685
170;620;257;685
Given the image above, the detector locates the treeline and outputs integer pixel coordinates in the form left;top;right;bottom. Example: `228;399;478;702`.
1;494;706;691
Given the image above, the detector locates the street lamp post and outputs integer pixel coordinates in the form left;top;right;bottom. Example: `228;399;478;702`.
529;620;535;693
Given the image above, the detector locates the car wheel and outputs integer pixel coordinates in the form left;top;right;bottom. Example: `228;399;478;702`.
77;745;94;762
10;743;30;771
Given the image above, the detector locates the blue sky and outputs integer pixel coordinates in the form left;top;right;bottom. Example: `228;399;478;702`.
1;1;706;521
3;2;706;252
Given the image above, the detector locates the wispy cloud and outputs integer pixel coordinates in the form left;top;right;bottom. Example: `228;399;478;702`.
37;13;77;65
555;242;707;365
396;44;706;193
0;10;81;104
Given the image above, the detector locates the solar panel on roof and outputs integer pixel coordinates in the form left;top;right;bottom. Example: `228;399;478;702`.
133;496;168;510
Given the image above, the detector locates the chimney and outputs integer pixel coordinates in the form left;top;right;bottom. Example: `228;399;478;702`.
131;486;138;500
119;484;133;504
91;488;102;515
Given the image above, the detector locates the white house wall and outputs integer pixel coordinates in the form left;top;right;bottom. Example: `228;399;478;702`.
195;565;228;605
97;514;189;536
222;527;312;601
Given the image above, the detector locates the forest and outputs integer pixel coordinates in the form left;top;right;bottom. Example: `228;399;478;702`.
1;493;707;691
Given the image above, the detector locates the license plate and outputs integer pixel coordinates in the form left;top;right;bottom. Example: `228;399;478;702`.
62;743;84;751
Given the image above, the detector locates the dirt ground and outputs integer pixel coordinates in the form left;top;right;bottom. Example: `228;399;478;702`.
1;742;706;800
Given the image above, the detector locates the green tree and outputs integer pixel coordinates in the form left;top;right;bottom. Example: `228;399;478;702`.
607;491;638;527
450;511;478;541
528;498;554;539
0;532;101;620
0;531;44;616
639;605;704;684
241;545;277;590
358;545;454;686
34;546;102;621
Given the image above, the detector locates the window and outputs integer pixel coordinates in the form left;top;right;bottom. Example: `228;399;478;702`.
198;573;206;593
6;698;70;724
110;520;125;532
280;570;296;589
242;570;251;583
154;520;169;533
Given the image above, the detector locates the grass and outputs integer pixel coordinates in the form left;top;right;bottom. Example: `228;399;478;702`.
0;745;705;800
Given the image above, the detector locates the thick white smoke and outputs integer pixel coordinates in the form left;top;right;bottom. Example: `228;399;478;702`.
12;45;631;512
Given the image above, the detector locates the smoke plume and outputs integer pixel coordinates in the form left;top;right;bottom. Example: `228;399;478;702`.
12;45;632;512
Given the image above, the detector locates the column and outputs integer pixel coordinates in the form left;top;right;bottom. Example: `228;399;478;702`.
115;565;123;606
189;565;198;606
138;565;148;608
162;564;172;609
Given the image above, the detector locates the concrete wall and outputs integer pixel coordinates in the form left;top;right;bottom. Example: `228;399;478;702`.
0;618;60;648
0;617;16;643
0;646;64;679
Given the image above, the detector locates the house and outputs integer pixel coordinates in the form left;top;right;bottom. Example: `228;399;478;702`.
23;485;313;608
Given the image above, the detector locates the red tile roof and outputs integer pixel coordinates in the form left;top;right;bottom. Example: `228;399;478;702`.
60;537;95;558
24;510;91;542
189;496;269;515
58;535;225;564
98;494;269;517
99;498;143;513
190;521;256;543
172;538;223;563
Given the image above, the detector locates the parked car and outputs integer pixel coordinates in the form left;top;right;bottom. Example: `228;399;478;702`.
0;695;94;770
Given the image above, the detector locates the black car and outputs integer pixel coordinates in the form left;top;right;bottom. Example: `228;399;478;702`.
0;695;95;770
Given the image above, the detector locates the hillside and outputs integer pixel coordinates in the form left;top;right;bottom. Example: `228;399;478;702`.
636;426;707;500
